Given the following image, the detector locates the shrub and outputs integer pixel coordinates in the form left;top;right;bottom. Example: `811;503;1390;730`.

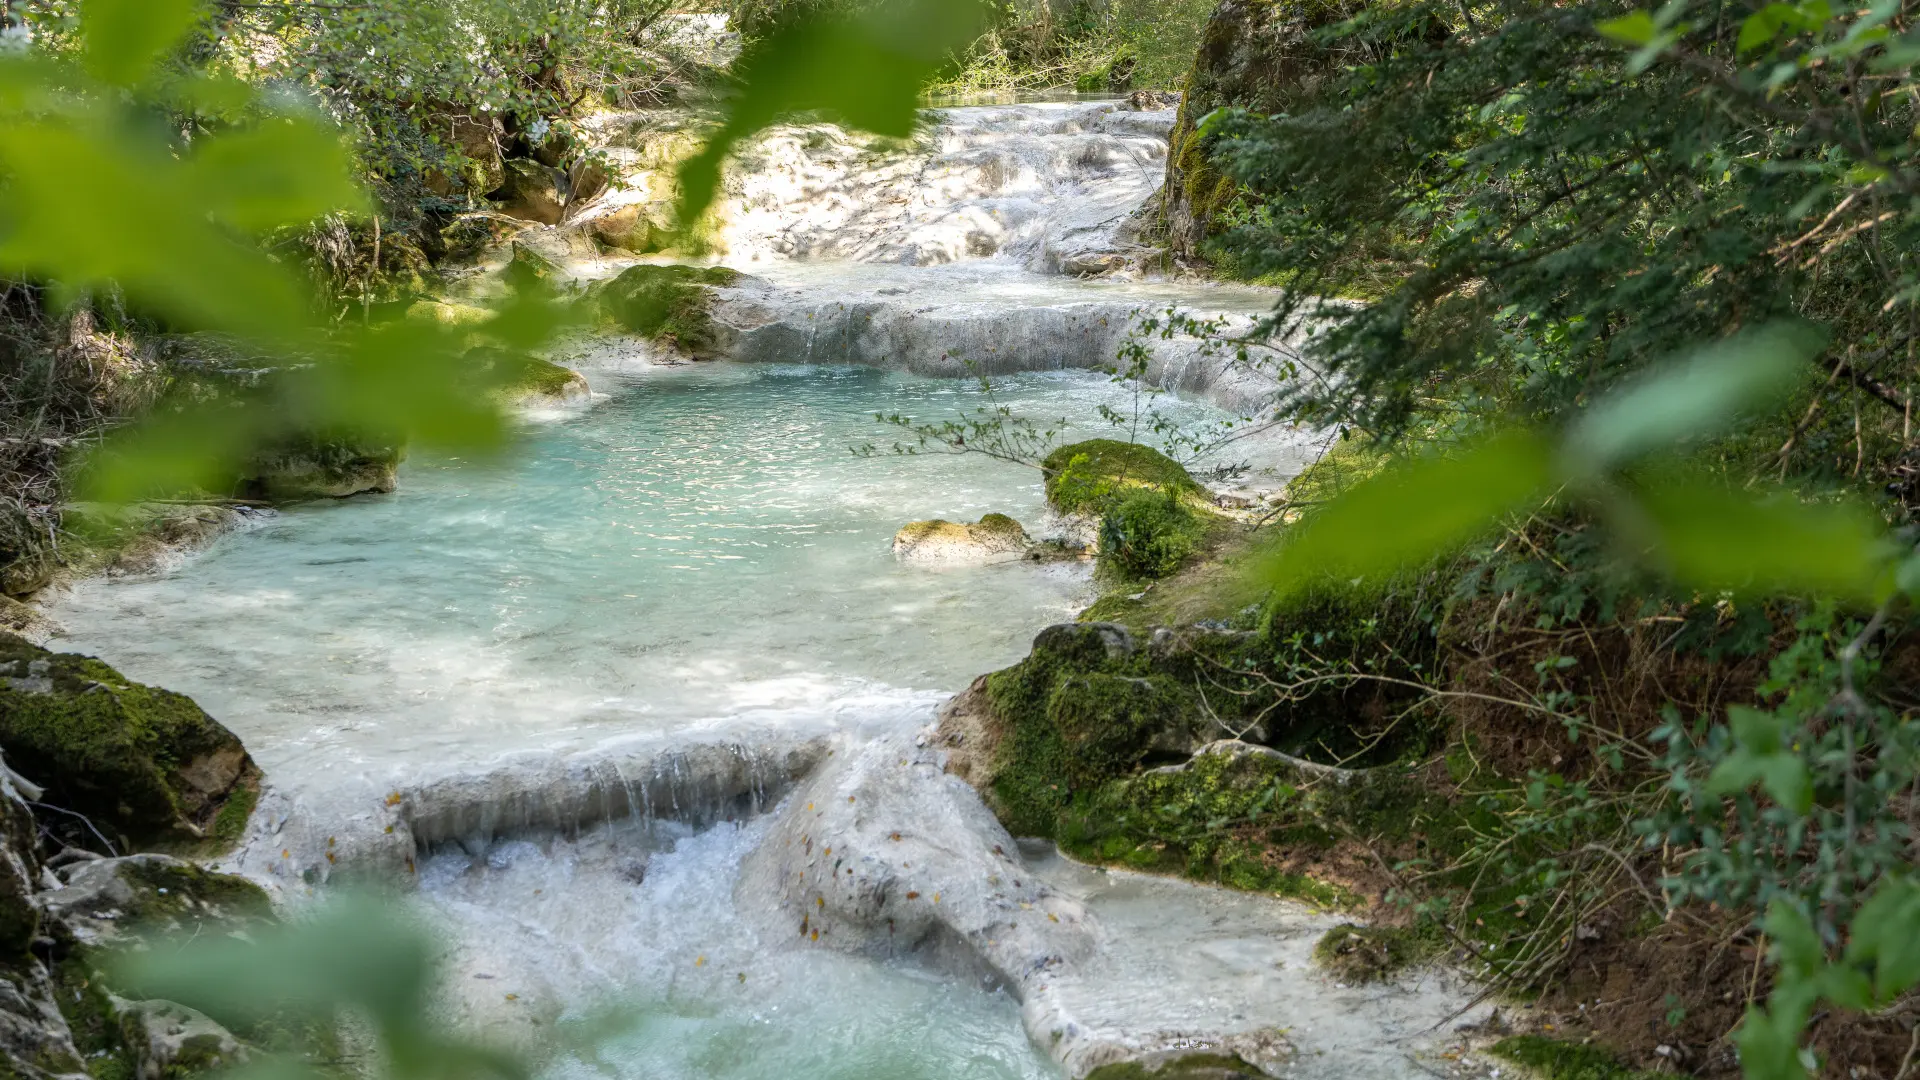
1099;489;1204;579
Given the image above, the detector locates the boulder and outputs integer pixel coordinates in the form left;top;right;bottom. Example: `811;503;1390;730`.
503;240;561;290
240;436;400;501
493;159;565;226
0;636;260;854
1040;439;1206;516
586;204;668;254
423;110;506;200
114;998;247;1080
1161;0;1364;262
594;264;742;358
892;514;1031;565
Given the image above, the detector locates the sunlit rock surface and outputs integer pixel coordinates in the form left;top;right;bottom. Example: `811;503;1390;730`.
740;732;1492;1080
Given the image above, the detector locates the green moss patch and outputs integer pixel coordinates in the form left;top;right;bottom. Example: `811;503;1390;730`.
595;264;741;357
1312;922;1443;983
1490;1036;1665;1080
54;949;132;1080
0;634;258;853
1085;1052;1264;1080
1041;439;1205;516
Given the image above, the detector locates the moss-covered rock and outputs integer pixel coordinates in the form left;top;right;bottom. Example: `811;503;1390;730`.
239;434;400;502
1041;439;1206;516
1084;1053;1265;1080
43;855;271;946
493;158;565;225
0;636;259;854
508;358;590;405
60;503;245;581
892;513;1031;564
403;300;493;330
595;264;741;358
1160;0;1369;263
973;622;1224;835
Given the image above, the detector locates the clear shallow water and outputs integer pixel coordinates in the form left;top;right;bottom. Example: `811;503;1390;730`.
45;360;1224;791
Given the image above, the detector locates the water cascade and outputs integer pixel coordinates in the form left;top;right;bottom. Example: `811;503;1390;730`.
42;98;1482;1080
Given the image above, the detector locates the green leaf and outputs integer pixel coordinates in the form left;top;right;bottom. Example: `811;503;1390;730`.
83;0;203;87
186;118;366;233
1264;430;1555;595
1733;1003;1811;1080
1597;10;1658;44
676;0;990;225
1738;6;1790;52
0;121;313;341
1564;321;1826;475
1630;476;1887;600
1708;748;1813;814
1842;879;1920;1002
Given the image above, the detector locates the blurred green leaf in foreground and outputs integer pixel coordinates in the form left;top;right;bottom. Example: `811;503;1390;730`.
1261;320;1893;606
675;0;992;225
117;895;525;1080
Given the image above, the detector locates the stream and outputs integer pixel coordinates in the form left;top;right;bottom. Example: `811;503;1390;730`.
38;99;1475;1080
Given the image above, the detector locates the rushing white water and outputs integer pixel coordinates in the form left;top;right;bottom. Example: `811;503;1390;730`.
583;99;1177;273
419;817;1052;1080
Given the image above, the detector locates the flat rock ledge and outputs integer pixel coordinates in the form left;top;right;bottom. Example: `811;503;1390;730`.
740;730;1493;1080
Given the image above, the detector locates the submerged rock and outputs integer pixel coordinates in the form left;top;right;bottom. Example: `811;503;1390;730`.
0;635;259;854
892;514;1031;565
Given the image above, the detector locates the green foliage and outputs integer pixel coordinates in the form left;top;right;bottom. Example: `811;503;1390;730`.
0;0;580;504
1099;489;1205;578
1199;0;1920;491
1262;325;1892;606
